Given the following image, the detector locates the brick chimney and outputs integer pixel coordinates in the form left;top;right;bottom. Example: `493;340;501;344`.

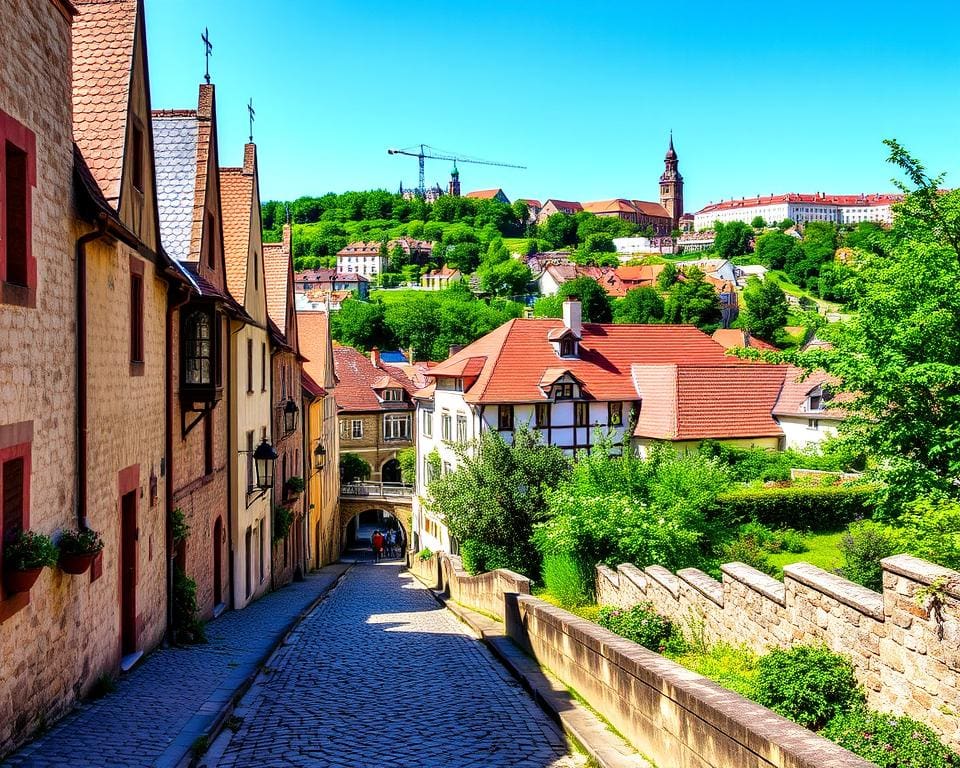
563;296;582;337
198;83;214;120
282;223;292;256
243;143;256;176
370;347;380;368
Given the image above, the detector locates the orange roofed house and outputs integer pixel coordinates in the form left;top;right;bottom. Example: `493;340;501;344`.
413;298;791;553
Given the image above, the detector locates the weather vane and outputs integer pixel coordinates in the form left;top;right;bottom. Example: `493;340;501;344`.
247;98;256;143
201;27;213;84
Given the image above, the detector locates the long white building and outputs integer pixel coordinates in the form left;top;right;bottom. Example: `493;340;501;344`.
693;192;903;231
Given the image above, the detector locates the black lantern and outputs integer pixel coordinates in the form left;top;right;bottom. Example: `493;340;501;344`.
283;398;299;434
253;438;278;489
314;442;327;471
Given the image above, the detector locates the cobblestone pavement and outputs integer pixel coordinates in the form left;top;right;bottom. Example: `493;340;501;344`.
5;566;349;768
209;561;583;768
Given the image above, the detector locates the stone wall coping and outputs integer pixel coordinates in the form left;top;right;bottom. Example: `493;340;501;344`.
494;568;532;593
882;554;960;596
595;564;619;589
678;568;724;607
618;563;648;592
783;562;884;621
721;562;786;606
644;565;680;598
516;595;874;768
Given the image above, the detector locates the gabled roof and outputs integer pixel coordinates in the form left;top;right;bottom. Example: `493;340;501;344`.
543;199;584;213
220;167;253;304
520;198;542;208
72;0;138;207
632;200;672;218
332;345;417;413
632;363;787;440
263;242;290;334
712;329;779;353
465;189;505;199
152;113;198;262
773;366;847;419
302;370;326;399
615;264;669;286
426;319;740;404
297;311;337;390
582;199;637;215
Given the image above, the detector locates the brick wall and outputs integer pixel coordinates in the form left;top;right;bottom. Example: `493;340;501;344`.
596;554;960;751
270;349;304;587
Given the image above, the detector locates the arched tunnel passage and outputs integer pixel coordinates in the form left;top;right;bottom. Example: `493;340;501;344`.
341;507;408;562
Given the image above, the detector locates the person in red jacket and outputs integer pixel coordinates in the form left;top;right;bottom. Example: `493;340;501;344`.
371;530;385;562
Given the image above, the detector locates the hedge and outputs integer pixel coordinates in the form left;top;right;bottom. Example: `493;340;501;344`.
710;485;875;530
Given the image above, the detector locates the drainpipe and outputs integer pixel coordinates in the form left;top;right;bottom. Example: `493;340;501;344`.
165;288;191;643
75;217;108;529
226;319;236;609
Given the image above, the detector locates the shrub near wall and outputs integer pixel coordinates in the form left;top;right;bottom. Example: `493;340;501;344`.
712;485;874;529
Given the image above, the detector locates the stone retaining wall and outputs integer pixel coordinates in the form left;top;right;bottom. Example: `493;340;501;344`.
440;555;530;621
597;554;960;750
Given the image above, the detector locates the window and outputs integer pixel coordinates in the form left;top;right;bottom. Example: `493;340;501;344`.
554;383;574;400
423;457;435;485
183;309;213;387
381;388;404;402
422;410;433;438
456;413;467;443
559;339;575;357
247;339;254;393
441;411;452;441
808;418;819;430
131;123;144;193
261;343;267;392
498;405;514;431
130;272;144;364
2;118;34;297
608;402;623;427
383;414;410;440
535;402;551;428
245;430;255;491
352;420;363;439
2;457;26;542
443;461;452;475
575;401;590;427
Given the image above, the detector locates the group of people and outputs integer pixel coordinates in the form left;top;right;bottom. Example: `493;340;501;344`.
370;527;403;562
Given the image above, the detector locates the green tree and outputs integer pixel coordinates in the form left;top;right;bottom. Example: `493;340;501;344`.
511;199;530;226
740;276;788;342
614;287;665;324
754;231;800;269
572;233;617;265
713;221;754;259
556;277;613;322
340;453;371;483
751;216;767;229
483;237;510;267
777;217;795;231
539;213;579;249
664;267;722;330
656;262;679;290
480;258;532;297
425;425;570;576
389;243;408;270
330;300;390;350
397;448;417;485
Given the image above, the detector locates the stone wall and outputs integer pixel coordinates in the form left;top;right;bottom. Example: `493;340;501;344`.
420;553;870;768
597;554;960;751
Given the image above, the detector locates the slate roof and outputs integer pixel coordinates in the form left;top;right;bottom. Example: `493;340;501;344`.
332;345;416;413
632;363;787;440
72;0;138;207
152;113;198;263
220;167;253;305
425;319;740;405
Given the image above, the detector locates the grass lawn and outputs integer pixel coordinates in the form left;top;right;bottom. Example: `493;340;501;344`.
666;644;760;699
369;288;428;303
502;237;532;255
533;587;602;623
767;530;846;575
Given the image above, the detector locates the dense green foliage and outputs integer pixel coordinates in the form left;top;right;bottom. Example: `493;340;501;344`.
823;708;959;767
740;276;788;342
172;565;205;643
57;528;104;555
754;646;864;729
712;221;754;259
272;505;294;542
533;276;614;323
837;520;902;590
4;530;58;570
339;452;371;483
711;484;874;530
613;287;665;324
698;440;861;483
398;448;416;485
540;552;594;607
597;603;682;654
718;522;806;577
425;426;570;576
663;267;722;330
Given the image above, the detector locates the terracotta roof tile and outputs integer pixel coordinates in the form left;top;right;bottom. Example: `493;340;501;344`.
263;241;290;335
465;189;504;199
302;369;326;398
332;345;416;413
772;366;848;418
298;311;334;389
220;167;253;304
72;0;138;206
631;200;672;218
712;329;779;353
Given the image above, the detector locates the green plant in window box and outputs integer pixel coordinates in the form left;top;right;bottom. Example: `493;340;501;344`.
3;530;58;593
273;504;294;542
58;528;104;575
285;476;305;497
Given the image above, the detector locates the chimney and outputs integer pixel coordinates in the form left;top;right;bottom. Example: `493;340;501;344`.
243;143;256;175
448;345;463;358
563;296;582;337
407;346;415;365
198;83;214;120
370;347;380;368
282;223;292;256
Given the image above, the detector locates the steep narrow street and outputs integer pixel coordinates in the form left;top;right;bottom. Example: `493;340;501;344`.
208;561;582;768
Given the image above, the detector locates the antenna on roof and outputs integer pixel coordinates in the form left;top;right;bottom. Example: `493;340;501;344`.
201;27;213;84
247;98;255;143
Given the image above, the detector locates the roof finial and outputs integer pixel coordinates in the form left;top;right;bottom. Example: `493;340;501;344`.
201;27;213;84
247;98;255;143
669;129;674;151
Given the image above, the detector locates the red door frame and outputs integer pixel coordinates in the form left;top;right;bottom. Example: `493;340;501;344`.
118;465;139;657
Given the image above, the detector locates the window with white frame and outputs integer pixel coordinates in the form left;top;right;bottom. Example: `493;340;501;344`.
341;419;363;439
381;388;404;402
383;413;410;440
422;409;433;438
456;413;467;442
441;411;452;441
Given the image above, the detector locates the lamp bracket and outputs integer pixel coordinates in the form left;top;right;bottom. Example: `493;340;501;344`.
181;401;216;439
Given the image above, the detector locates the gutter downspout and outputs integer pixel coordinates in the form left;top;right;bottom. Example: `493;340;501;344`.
75;217;108;529
227;319;246;610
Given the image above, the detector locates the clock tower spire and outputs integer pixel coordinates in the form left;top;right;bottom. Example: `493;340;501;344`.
659;131;684;232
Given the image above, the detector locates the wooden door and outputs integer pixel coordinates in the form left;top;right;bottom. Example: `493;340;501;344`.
120;491;137;656
213;517;223;606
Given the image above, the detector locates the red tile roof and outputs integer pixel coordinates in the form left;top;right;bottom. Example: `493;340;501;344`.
298;311;336;390
520;199;542;208
711;329;779;353
332;345;417;413
465;189;505;199
263;241;290;335
72;0;138;207
302;369;326;399
582;199;638;215
696;193;903;216
426;319;743;404
631;200;672;219
542;199;584;213
632;363;787;440
772;366;848;419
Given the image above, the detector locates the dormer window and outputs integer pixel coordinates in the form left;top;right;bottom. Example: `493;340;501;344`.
559;338;576;357
807;385;831;412
381;388;404;402
554;383;574;400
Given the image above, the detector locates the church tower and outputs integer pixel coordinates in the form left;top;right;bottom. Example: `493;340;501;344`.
659;132;684;232
448;164;461;197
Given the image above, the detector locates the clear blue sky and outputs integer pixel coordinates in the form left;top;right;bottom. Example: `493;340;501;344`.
145;0;960;211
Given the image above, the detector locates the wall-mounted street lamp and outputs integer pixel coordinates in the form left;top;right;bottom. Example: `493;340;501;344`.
314;441;327;472
283;398;299;434
253;438;278;489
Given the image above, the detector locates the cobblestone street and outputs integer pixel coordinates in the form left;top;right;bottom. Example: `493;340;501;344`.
208;561;582;768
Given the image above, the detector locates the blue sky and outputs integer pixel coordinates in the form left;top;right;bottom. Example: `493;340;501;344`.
145;1;960;211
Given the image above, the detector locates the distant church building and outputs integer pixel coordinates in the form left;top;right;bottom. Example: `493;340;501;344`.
659;132;684;232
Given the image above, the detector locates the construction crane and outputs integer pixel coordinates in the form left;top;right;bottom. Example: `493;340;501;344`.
387;144;526;198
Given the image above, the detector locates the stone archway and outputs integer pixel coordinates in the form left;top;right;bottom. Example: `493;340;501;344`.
381;458;401;484
337;499;412;560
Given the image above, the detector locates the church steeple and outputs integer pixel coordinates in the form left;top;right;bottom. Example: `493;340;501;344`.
448;162;461;197
659;131;683;232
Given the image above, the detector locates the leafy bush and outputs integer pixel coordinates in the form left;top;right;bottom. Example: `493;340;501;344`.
58;528;104;555
417;547;433;562
754;646;863;729
718;523;807;576
171;507;190;545
597;603;684;654
668;643;759;699
285;476;305;494
898;498;960;571
718;533;778;576
272;505;294;543
823;707;959;767
172;566;206;644
460;538;514;574
340;452;371;483
541;551;593;608
838;520;902;591
4;531;58;570
398;447;417;485
711;484;874;530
